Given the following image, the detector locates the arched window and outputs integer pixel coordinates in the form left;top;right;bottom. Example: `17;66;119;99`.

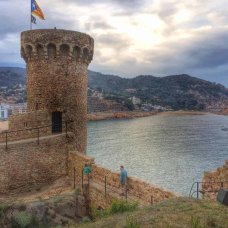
26;45;33;59
60;44;70;57
73;46;81;60
83;48;89;61
36;44;43;57
47;43;56;58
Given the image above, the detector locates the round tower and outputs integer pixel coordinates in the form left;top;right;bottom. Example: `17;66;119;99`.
21;29;94;153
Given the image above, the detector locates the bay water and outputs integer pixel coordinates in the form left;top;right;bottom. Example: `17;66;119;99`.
87;114;228;195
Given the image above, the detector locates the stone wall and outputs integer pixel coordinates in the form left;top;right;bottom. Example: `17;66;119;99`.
0;133;74;195
202;160;228;199
9;110;51;130
68;152;175;209
0;110;70;143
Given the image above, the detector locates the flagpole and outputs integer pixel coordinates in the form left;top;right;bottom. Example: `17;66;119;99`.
30;0;32;30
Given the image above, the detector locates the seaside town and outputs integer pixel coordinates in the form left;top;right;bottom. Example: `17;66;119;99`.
0;83;172;121
0;84;26;119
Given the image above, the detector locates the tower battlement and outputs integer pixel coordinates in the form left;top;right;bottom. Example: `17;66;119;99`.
21;29;94;64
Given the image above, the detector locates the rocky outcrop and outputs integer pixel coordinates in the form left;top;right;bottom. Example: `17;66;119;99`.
202;160;228;199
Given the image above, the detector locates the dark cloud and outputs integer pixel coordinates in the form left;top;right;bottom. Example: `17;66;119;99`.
95;33;132;50
0;0;228;87
157;1;179;24
142;28;228;70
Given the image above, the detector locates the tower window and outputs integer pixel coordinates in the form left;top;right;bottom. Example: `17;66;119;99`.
47;43;56;58
60;44;70;57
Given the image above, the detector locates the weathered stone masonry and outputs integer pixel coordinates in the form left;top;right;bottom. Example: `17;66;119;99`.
0;133;74;195
202;160;228;199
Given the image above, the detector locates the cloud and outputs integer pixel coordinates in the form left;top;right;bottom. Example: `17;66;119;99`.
0;0;228;86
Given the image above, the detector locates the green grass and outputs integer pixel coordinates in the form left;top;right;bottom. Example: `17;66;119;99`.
73;197;228;228
92;199;139;219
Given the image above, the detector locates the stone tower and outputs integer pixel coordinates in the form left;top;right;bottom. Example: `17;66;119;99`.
21;29;94;153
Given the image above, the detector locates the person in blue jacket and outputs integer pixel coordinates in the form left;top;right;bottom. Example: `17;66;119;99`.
119;165;127;195
84;163;91;183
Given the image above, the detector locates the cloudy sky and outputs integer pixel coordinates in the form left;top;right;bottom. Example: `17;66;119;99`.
0;0;228;86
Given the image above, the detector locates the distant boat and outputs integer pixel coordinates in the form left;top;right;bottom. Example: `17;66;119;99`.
221;128;228;131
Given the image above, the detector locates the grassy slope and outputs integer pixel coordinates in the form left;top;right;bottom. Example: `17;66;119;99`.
75;197;228;228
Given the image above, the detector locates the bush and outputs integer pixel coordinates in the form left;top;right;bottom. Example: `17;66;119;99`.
125;215;140;228
0;204;5;218
12;211;33;228
109;200;138;214
93;200;138;219
82;216;92;223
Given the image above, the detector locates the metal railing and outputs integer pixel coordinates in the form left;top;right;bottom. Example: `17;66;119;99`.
0;121;72;151
73;168;156;204
189;181;228;198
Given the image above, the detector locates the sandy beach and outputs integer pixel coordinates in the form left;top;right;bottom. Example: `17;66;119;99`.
0;121;8;132
158;110;208;116
87;110;207;121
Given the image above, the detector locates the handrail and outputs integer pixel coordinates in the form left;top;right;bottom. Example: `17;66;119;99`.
189;181;228;198
0;121;73;150
78;170;157;205
0;120;73;135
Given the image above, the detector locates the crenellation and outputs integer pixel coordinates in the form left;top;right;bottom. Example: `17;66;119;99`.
21;29;94;64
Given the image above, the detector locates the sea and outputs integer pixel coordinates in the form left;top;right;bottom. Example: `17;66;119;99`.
87;113;228;196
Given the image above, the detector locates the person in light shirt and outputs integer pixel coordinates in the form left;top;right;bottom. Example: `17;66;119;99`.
119;165;127;195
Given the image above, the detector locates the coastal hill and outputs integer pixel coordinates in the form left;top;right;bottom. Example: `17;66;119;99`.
0;67;228;110
88;71;228;110
0;67;26;87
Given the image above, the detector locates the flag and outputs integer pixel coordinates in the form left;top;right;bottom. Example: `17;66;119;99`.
31;15;37;24
31;0;45;20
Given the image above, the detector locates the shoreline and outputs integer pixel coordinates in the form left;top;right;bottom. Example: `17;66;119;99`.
1;110;226;130
87;110;209;121
87;111;159;121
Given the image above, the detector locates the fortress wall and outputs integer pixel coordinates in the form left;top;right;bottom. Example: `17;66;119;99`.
0;110;68;143
68;152;175;208
202;160;228;199
9;110;51;130
0;134;74;195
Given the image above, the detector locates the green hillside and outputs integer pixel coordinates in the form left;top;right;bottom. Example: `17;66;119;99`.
1;67;228;110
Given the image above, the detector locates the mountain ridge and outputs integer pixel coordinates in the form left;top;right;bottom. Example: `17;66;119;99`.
0;67;228;110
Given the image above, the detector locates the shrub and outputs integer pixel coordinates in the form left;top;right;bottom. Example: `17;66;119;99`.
0;204;5;218
125;215;140;228
82;216;92;223
92;200;138;219
109;200;138;215
12;211;33;228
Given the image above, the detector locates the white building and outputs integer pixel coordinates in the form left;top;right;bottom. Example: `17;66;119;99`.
11;103;27;115
131;96;141;105
0;104;10;119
